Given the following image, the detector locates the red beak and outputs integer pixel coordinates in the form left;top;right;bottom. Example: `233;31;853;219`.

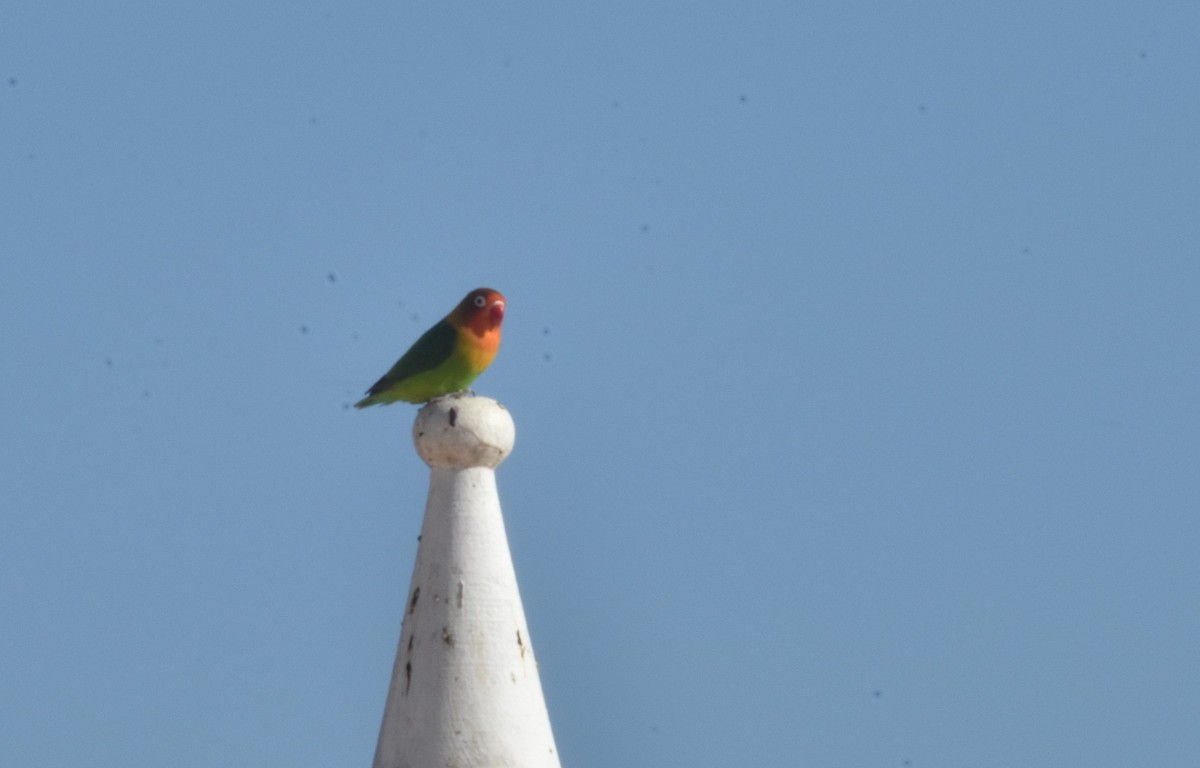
489;300;505;327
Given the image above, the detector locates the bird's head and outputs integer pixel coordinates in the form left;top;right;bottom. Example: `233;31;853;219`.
450;287;506;337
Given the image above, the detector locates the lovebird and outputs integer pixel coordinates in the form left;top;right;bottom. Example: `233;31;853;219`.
354;288;506;407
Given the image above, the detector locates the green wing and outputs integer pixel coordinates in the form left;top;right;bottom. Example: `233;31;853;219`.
361;320;457;399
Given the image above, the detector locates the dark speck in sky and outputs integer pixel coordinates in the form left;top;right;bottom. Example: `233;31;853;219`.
738;93;747;103
300;324;309;335
105;358;113;368
541;327;550;336
326;271;337;283
7;77;16;86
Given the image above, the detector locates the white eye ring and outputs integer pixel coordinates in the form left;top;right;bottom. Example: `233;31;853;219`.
473;295;487;307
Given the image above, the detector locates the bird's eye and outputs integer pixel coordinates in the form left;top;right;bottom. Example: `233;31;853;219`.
473;295;487;307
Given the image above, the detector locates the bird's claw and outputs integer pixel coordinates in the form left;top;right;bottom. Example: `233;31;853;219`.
428;389;474;405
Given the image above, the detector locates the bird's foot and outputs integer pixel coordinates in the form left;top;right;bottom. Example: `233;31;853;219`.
428;389;474;405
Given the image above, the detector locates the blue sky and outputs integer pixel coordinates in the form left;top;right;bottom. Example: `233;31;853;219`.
2;2;1198;766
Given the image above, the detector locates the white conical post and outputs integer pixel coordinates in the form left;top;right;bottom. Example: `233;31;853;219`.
372;394;561;768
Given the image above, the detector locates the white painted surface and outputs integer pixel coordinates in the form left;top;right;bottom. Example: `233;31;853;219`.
373;395;561;768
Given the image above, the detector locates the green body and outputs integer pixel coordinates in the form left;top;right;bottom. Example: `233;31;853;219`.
354;320;481;407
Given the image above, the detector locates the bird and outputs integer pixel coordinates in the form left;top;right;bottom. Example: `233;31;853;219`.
354;288;506;408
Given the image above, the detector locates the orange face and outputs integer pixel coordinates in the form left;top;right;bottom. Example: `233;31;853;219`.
451;288;505;336
444;287;502;369
449;288;505;372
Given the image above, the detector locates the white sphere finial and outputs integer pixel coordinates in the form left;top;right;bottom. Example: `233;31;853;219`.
412;394;515;469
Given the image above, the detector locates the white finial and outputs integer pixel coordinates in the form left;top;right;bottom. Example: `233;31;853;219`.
373;394;561;768
412;393;515;470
